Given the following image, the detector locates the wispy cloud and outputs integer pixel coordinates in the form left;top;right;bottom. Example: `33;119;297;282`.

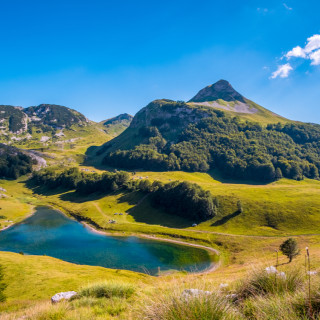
257;7;268;13
283;3;293;10
271;64;293;79
271;34;320;79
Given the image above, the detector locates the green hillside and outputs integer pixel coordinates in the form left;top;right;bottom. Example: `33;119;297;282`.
96;81;320;182
101;113;133;137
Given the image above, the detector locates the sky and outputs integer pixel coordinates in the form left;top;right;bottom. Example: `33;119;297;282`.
0;0;320;123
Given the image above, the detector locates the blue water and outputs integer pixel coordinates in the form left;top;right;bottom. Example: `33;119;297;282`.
0;207;212;275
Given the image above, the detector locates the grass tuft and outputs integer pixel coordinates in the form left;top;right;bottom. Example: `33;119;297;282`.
140;286;244;320
77;280;135;299
236;267;304;299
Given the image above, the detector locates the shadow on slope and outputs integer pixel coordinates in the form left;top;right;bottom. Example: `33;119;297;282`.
119;192;192;229
211;210;242;227
208;169;271;186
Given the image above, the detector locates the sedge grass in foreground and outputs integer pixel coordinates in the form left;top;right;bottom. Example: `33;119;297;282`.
1;266;320;319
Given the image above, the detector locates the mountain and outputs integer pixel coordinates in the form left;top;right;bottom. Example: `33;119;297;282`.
0;104;117;155
24;104;89;128
101;113;133;137
99;80;320;182
189;79;246;103
0;104;90;145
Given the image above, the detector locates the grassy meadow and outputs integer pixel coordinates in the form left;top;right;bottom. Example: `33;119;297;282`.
1;167;320;318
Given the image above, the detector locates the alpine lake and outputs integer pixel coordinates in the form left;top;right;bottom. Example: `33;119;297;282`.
0;207;213;275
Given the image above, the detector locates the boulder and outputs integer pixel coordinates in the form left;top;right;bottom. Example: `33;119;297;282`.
51;291;77;304
181;289;212;300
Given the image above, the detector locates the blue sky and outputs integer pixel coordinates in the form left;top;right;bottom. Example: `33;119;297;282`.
0;0;320;122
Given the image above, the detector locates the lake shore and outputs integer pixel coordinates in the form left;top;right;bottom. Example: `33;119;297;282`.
0;205;36;232
1;204;220;275
82;221;220;275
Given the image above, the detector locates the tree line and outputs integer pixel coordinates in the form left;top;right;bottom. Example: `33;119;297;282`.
32;168;217;221
0;145;33;179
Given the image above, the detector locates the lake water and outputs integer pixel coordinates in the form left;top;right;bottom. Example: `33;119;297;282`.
0;207;212;275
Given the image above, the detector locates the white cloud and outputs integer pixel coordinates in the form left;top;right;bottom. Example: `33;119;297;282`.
286;46;306;59
305;34;320;53
283;3;293;10
271;63;293;79
272;34;320;78
310;49;320;65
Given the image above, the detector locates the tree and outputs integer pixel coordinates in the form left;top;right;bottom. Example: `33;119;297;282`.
275;167;283;180
279;238;300;263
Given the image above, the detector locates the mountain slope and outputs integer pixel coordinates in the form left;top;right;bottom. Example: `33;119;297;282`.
0;105;130;168
100;113;133;137
98;80;320;182
188;80;287;124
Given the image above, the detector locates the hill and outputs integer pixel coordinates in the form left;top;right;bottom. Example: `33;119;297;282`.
0;104;133;169
100;113;133;137
98;80;320;182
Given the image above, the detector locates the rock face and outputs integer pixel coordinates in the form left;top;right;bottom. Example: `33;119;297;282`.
51;291;77;304
189;80;246;103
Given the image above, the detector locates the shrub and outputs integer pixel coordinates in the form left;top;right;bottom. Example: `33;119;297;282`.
78;281;135;299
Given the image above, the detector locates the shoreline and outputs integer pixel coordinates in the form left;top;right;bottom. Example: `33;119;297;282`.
82;221;220;275
1;204;220;275
0;205;36;232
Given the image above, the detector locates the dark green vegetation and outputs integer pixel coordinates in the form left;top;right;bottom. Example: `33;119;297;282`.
0;144;33;179
280;238;300;263
102;106;320;182
32;168;218;221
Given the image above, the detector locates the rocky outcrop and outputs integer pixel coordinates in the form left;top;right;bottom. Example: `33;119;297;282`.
189;80;246;103
51;291;77;304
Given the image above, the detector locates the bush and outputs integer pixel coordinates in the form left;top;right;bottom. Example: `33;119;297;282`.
78;281;135;299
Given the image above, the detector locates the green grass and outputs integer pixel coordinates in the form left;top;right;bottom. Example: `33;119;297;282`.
0;251;147;313
78;281;135;299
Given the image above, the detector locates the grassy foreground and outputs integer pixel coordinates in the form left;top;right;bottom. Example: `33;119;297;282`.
1;172;320;318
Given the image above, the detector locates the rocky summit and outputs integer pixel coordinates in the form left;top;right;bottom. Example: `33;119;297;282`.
189;79;246;103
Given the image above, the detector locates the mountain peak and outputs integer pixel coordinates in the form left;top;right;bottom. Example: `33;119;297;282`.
189;80;245;103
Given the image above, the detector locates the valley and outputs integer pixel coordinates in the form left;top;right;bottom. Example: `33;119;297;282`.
1;81;320;319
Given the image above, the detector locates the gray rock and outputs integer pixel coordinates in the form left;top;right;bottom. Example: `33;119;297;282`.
181;289;212;300
51;291;77;304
